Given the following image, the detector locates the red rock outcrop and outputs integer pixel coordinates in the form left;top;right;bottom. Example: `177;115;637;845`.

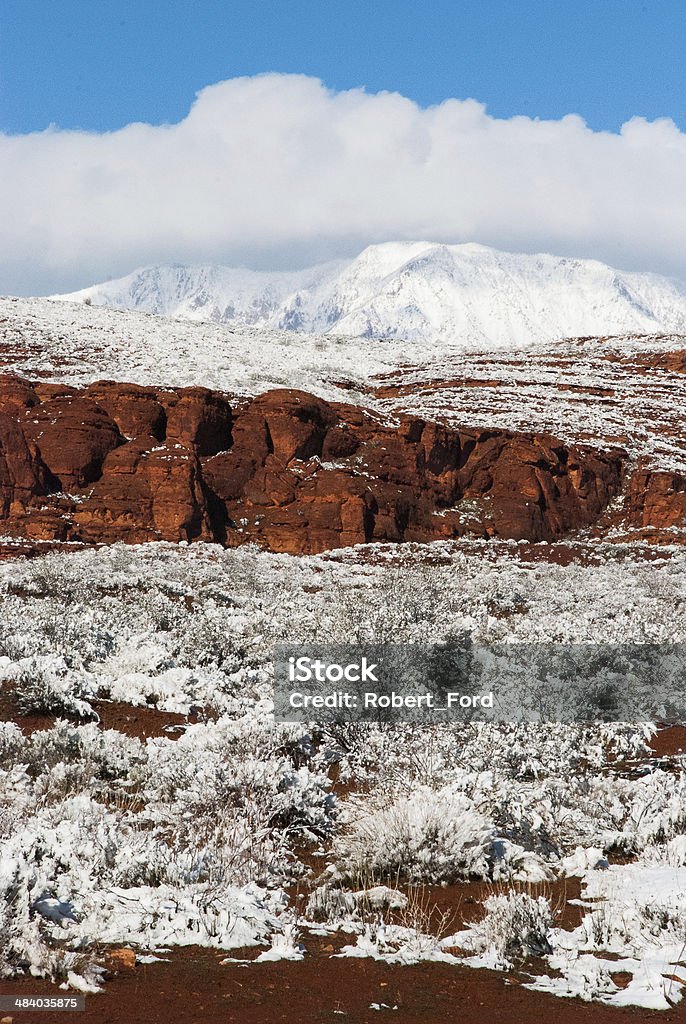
22;390;122;491
0;374;629;554
84;383;166;442
79;441;215;544
624;466;686;533
0;412;51;516
202;391;625;553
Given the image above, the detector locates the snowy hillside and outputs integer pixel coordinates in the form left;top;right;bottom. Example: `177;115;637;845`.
0;294;416;400
56;241;686;347
2;295;686;471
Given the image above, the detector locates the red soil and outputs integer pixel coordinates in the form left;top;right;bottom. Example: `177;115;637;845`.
650;725;686;759
0;688;189;740
0;942;680;1024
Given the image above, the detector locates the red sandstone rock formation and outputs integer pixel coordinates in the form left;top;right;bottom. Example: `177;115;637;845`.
0;374;630;554
624;465;686;533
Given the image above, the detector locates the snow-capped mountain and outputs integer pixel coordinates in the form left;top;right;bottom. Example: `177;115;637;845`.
55;242;686;348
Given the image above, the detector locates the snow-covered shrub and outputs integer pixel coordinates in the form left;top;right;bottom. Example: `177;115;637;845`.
323;720;653;798
454;722;653;781
10;723;142;807
306;883;358;923
0;721;23;761
306;883;408;924
0;822;104;986
0;889;100;988
0;539;683;1003
591;771;686;855
588;899;686;950
466;891;554;966
324;566;462;645
11;657;97;721
332;785;492;884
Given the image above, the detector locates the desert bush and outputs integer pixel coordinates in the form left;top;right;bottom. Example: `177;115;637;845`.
13;657;97;721
468;891;554;966
332;784;492;884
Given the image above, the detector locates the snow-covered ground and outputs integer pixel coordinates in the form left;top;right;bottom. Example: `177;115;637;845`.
2;294;686;471
374;333;686;470
0;538;685;1007
0;294;416;403
56;241;686;348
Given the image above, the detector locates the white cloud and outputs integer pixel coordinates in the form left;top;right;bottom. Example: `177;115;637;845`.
2;73;686;294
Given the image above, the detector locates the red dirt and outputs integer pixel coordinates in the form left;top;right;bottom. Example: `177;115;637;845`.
94;700;190;739
0;688;189;740
409;877;585;933
650;725;686;759
0;942;681;1024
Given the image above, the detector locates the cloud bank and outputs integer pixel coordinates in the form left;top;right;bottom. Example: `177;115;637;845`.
2;73;686;294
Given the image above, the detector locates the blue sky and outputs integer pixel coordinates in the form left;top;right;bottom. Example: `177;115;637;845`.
1;0;684;134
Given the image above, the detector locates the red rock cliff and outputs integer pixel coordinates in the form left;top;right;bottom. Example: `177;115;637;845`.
0;375;626;554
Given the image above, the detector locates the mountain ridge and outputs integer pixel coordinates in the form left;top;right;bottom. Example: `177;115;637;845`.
54;241;686;348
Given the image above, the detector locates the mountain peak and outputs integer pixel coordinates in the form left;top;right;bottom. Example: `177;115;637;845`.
54;242;686;348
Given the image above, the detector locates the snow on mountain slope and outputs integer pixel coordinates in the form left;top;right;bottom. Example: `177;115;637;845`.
59;261;346;326
56;242;686;348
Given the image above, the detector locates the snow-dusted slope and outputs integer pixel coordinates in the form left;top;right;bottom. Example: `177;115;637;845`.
0;295;415;401
58;261;346;326
3;295;686;471
56;242;686;347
